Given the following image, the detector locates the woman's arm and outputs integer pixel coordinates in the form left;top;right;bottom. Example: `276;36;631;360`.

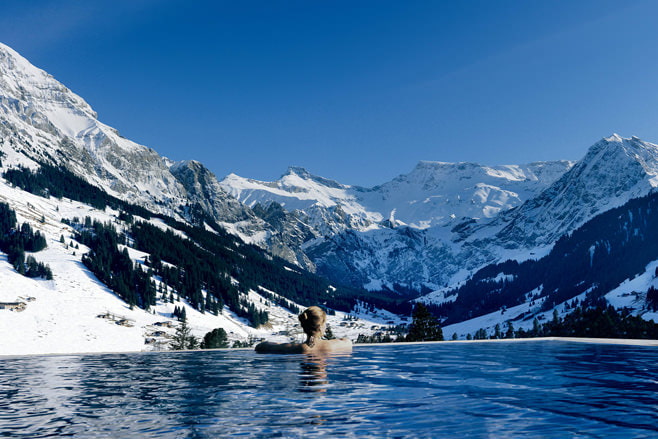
255;341;305;354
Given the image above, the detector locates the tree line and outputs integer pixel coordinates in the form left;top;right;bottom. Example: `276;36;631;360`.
0;202;52;279
436;191;658;325
3;162;391;319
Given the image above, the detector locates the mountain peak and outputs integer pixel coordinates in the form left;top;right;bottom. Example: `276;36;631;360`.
283;166;312;178
171;159;205;172
0;41;97;127
280;166;346;190
494;134;658;248
587;134;658;172
603;133;623;143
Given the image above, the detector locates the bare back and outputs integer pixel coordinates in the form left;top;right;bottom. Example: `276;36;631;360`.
255;338;352;354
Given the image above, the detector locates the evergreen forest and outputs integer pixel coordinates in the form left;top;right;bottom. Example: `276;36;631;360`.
436;192;658;325
0;202;52;279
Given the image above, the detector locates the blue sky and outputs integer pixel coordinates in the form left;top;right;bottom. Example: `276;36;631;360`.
1;0;658;186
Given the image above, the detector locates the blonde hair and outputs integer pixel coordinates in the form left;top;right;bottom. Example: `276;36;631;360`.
298;306;326;347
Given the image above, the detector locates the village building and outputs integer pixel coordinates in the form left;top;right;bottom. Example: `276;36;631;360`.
0;302;26;312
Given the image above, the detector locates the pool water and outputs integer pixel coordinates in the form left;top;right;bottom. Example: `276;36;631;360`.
1;340;657;438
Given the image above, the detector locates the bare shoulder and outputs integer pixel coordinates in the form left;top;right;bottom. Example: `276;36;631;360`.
255;338;352;354
316;338;353;353
333;338;353;351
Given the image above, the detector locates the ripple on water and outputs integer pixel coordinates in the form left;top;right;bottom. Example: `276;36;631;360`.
1;342;658;438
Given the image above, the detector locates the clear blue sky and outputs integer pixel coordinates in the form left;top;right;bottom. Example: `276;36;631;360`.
1;0;657;187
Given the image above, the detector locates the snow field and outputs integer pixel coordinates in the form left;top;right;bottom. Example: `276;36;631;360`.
0;179;395;355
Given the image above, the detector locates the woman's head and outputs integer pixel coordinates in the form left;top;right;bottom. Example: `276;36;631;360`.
298;306;326;337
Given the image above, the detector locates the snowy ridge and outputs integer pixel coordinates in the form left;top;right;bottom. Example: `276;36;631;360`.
490;134;658;248
221;160;572;230
222;168;381;226
361;160;572;227
0;42;179;207
221;159;573;291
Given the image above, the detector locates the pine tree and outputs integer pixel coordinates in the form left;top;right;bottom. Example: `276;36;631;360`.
406;303;444;342
170;317;197;350
494;323;501;339
505;321;515;339
200;328;229;349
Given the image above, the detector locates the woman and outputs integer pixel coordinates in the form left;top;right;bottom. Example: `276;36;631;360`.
255;306;352;354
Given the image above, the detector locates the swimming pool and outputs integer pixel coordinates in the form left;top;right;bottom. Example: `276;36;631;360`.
1;340;657;438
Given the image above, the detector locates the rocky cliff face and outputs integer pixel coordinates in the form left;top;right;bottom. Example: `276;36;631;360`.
0;44;257;226
0;43;188;214
169;160;254;223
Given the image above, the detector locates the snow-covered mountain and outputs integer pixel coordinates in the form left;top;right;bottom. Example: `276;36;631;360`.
221;135;658;294
0;42;258;226
221;160;574;291
0;42;320;269
490;134;658;248
3;40;658;354
0;181;396;355
11;38;650;296
222;160;572;230
0;42;404;355
425;186;658;340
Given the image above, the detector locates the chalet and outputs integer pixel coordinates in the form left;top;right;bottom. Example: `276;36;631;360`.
97;312;123;321
0;302;26;312
116;319;134;327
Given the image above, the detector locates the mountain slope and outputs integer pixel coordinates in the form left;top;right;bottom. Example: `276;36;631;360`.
0;42;403;355
0;42;258;228
488;134;658;248
427;189;658;339
0;163;400;355
0;43;182;208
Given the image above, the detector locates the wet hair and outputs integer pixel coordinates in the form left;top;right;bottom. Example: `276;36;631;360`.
298;306;326;347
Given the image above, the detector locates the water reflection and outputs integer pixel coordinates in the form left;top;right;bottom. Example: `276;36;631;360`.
298;352;352;394
299;356;329;393
1;342;658;438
